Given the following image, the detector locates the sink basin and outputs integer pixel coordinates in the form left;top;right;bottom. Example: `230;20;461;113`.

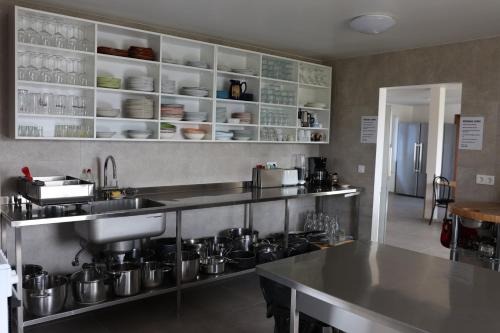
83;198;165;214
74;198;166;244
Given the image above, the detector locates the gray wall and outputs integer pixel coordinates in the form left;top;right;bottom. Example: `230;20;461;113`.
0;1;331;273
322;37;500;239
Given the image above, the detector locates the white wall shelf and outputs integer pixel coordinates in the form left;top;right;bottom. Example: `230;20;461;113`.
13;6;331;144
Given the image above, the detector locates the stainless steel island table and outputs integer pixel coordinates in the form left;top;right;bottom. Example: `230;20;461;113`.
257;241;500;333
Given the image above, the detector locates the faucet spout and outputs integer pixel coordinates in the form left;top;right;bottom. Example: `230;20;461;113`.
103;155;118;189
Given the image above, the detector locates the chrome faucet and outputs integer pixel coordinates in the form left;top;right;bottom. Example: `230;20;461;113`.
103;155;118;189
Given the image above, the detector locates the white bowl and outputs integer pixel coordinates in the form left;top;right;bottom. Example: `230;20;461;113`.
97;108;120;118
182;132;205;140
126;130;152;139
160;132;176;139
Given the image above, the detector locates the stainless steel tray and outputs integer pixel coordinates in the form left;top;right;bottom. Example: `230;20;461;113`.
18;176;95;205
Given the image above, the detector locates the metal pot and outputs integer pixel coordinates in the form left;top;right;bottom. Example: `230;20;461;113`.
170;250;200;282
154;237;178;260
200;256;227;275
183;239;207;258
141;261;172;289
200;236;231;257
71;264;109;304
23;275;68;316
255;243;284;264
228;250;256;269
109;262;141;296
22;264;43;283
221;228;259;243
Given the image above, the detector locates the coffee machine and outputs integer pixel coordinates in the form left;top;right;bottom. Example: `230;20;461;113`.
308;157;328;186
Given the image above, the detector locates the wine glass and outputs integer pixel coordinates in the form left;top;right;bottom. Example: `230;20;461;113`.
39;18;53;46
53;21;67;48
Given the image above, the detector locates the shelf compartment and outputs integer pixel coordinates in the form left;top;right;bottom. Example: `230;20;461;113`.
161;95;213;122
299;62;331;88
159;122;212;141
17;85;94;117
216;99;259;125
97;23;161;61
260;80;297;106
96;90;158;120
96;55;160;92
97;53;160;66
261;105;297;127
162;62;213;73
261;55;298;82
96;118;158;140
17;7;96;53
215;124;258;142
297;128;329;143
216;72;260;102
298;85;330;110
161;66;213;97
17;117;93;139
298;107;330;129
260;126;296;142
162;35;215;70
17;80;94;90
216;46;260;77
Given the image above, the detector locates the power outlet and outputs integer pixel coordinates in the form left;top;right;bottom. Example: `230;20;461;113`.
358;165;366;173
476;174;495;185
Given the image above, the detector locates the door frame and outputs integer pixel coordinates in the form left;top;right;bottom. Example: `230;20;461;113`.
371;83;462;243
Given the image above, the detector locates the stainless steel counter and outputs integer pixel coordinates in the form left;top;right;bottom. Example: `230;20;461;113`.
257;241;500;333
1;183;359;228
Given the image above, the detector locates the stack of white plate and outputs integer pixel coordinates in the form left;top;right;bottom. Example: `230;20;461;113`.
216;107;227;123
96;107;120;118
304;102;327;109
232;68;257;76
126;76;154;92
215;131;234;141
232;129;252;141
186;60;209;69
180;87;209;97
124;98;154;119
161;79;176;94
184;111;208;122
126;130;152;139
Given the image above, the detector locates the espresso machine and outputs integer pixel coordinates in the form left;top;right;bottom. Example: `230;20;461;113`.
308;157;328;186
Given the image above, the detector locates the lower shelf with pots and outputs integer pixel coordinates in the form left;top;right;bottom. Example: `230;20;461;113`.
23;267;255;326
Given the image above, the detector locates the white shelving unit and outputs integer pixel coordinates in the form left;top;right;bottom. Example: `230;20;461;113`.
13;6;331;143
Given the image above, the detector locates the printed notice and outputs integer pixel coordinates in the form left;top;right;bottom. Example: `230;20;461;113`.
360;116;378;144
459;116;484;150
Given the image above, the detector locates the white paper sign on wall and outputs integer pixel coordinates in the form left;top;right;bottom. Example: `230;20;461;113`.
360;116;378;144
459;116;484;150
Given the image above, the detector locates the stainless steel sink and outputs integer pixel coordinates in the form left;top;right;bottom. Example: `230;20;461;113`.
83;198;165;214
74;198;166;244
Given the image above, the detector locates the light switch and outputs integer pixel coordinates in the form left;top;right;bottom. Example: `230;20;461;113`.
476;174;495;185
358;165;366;173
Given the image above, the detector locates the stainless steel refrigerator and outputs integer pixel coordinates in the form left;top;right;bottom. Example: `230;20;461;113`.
395;122;456;197
395;122;428;197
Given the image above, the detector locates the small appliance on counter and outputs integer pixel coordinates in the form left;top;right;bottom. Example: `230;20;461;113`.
252;168;283;188
281;169;299;186
294;154;307;185
308;157;328;186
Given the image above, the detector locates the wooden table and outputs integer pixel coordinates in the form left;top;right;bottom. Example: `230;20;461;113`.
450;202;500;269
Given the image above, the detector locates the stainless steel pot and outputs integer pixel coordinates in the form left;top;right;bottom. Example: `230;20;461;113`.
141;261;172;289
200;236;231;257
221;228;259;243
170;251;200;282
71;265;108;304
23;275;68;317
22;264;43;283
200;256;226;275
109;262;141;296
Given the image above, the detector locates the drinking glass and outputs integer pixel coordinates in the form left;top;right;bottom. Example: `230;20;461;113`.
18;89;29;113
39;93;52;114
54;95;67;115
54;21;67;48
39;53;53;83
26;52;41;81
77;59;88;86
39;18;53;46
17;51;28;81
18;14;29;43
26;15;41;45
77;26;90;52
66;24;78;50
53;56;67;84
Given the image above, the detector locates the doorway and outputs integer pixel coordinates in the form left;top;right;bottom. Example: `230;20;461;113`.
372;84;462;258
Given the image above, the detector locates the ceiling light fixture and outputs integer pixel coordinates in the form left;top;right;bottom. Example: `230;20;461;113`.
349;14;396;34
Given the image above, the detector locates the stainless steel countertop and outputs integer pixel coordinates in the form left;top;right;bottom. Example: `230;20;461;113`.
1;183;360;228
256;241;500;333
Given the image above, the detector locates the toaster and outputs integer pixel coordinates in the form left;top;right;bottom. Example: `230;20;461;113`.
252;168;283;188
281;169;298;186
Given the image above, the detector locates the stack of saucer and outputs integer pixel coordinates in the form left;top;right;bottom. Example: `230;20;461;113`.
232;68;257;76
231;129;252;141
161;104;184;121
215;131;234;141
231;112;252;124
126;76;154;92
186;60;209;69
124;98;154;119
180;86;209;97
216;107;227;123
97;76;121;89
184;111;208;122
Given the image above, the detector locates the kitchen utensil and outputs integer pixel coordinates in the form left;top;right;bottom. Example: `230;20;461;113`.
181;128;205;140
23;275;68;317
22;166;33;182
141;261;171;289
125;130;152;139
71;264;109;304
199;236;231;257
22;264;43;283
169;250;200;282
228;250;256;269
154;237;178;259
286;237;310;257
229;80;247;100
96;131;116;139
459;217;485;229
109;262;141;296
182;238;207;258
221;228;259;244
96;107;120;118
255;242;285;264
200;255;227;275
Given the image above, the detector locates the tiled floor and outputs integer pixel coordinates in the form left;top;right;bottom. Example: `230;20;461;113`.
385;193;449;259
25;273;274;333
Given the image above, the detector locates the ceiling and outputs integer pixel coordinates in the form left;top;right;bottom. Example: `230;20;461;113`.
32;0;500;60
387;86;462;105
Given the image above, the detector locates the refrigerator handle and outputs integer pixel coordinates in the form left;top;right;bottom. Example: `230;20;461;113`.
413;142;418;173
417;142;424;173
